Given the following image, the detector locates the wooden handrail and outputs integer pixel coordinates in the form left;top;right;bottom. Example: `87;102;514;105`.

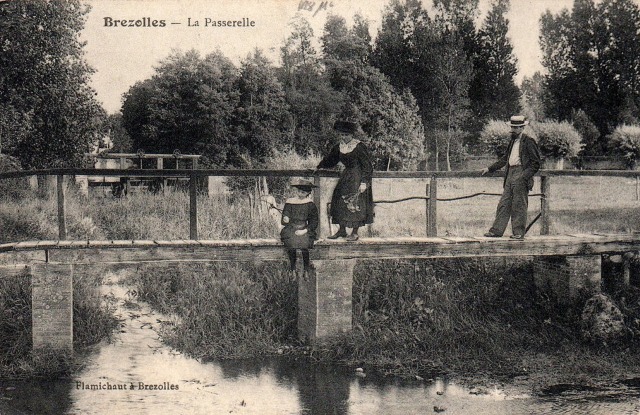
3;168;640;240
2;168;640;180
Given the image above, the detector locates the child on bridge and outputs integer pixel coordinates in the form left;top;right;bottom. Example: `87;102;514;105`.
281;178;319;277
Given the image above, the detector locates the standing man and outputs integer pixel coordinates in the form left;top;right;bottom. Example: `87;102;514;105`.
482;115;541;240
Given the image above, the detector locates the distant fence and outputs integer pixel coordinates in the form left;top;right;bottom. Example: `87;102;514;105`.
2;168;640;241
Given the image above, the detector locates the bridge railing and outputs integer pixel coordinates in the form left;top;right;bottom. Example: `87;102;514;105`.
1;168;639;240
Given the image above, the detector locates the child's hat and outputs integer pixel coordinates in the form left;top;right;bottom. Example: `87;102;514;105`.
290;178;316;190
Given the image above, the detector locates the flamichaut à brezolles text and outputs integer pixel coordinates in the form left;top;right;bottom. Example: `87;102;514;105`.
103;17;166;27
76;382;179;391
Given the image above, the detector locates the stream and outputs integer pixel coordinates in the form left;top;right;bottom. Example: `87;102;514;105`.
2;270;640;414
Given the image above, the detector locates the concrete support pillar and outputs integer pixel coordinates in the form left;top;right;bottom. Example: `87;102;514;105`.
31;264;73;352
533;255;601;304
298;259;355;343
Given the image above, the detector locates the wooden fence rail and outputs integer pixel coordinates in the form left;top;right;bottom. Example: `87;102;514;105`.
1;168;639;239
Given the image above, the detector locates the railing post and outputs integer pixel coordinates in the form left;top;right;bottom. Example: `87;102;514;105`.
57;175;66;240
425;182;430;236
427;175;437;237
541;174;551;235
189;172;198;239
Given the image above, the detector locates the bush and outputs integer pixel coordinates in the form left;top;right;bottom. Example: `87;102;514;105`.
479;120;511;157
608;124;640;168
225;148;321;202
532;121;582;159
571;109;601;156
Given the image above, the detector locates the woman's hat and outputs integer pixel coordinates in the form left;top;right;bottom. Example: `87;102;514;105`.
290;178;316;190
334;120;358;134
507;115;529;127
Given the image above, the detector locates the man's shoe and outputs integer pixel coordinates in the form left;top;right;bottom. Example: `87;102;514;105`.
327;231;347;239
346;234;359;242
483;232;501;237
510;234;525;240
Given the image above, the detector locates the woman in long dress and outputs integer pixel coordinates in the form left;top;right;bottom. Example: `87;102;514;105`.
316;120;374;241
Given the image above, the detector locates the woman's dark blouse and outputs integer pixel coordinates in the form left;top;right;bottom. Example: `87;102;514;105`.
317;142;374;226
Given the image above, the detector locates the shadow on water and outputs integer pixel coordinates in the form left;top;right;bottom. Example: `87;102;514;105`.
0;379;73;415
5;354;640;414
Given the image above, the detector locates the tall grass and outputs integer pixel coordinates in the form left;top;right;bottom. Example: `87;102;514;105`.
130;262;297;359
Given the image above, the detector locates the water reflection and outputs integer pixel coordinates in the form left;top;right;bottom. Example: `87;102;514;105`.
2;273;640;414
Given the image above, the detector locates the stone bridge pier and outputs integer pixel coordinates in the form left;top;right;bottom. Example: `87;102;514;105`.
31;264;74;352
533;255;602;304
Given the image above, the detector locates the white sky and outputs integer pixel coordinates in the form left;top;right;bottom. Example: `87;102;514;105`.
81;0;579;114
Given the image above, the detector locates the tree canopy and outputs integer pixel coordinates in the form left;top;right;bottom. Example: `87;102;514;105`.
540;0;640;149
0;0;105;168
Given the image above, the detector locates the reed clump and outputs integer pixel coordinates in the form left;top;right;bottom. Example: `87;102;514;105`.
130;262;297;359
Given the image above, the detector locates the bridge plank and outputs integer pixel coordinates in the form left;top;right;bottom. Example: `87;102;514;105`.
132;240;158;247
88;240;116;248
35;241;59;249
56;240;76;248
0;264;31;277
5;234;640;264
440;237;482;243
0;243;16;252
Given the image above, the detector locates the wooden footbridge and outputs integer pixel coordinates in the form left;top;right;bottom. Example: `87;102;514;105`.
1;168;640;353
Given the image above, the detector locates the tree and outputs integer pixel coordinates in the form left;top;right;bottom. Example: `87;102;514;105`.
372;0;439;166
430;33;472;171
279;16;344;154
570;109;600;156
121;79;155;152
0;104;32;156
540;0;640;144
121;50;241;167
520;72;546;122
433;0;479;58
370;0;429;93
235;50;291;162
103;113;133;153
321;14;371;64
323;19;425;171
469;0;520;127
0;0;105;168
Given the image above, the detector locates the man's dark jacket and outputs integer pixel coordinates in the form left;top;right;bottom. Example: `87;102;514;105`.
487;133;541;190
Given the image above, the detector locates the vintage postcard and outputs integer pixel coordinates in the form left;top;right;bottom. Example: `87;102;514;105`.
2;0;639;414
